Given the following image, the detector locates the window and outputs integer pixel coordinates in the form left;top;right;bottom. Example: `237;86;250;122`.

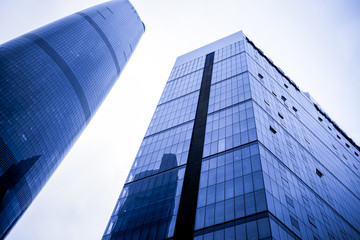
328;126;332;131
305;138;310;144
308;215;317;228
258;73;263;79
318;117;323;122
355;152;359;157
278;113;284;119
272;91;277;97
269;126;277;134
285;195;294;208
316;169;323;178
292;106;298;112
290;216;300;230
281;95;287;101
284;83;289;88
345;143;350;148
332;144;337;150
354;165;358;170
337;135;341;140
343;154;347;160
264;100;270;106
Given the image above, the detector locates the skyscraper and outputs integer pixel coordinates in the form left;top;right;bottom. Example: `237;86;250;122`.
103;31;360;239
0;0;144;238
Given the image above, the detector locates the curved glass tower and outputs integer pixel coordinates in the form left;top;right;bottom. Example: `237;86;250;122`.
0;0;144;238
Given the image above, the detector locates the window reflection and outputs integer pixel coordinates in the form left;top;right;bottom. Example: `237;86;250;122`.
109;154;182;239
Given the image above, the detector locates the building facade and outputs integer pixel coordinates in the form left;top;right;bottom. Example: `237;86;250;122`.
0;1;144;238
103;31;360;239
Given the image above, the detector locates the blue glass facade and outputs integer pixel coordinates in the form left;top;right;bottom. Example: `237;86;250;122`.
103;31;360;239
0;1;144;238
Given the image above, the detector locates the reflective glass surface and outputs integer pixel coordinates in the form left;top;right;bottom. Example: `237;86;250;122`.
105;31;360;239
103;53;206;239
0;1;144;237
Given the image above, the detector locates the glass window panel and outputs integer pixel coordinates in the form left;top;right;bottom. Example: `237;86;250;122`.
203;232;213;240
205;204;215;227
213;181;223;202
214;201;225;224
208;169;216;186
244;174;254;194
235;195;245;218
204;232;214;240
234;177;244;196
199;171;208;189
214;229;224;240
225;180;235;199
235;224;246;239
206;185;216;205
217;166;225;183
225;198;235;222
258;218;271;239
195;207;205;230
255;190;267;212
246;221;258;240
198;188;207;207
243;157;251;175
234;161;242;178
245;193;256;215
253;171;264;191
251;155;261;172
225;226;236;240
225;163;234;181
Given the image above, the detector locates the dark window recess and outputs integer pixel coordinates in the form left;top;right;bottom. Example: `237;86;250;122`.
346;143;350;148
354;164;358;170
337;135;341;140
272;91;277;97
332;144;337;150
328;126;332;131
270;126;277;134
281;95;287;101
258;73;264;79
290;216;300;230
285;195;294;208
328;232;336;240
343;154;347;160
106;7;114;14
292;106;298;112
284;83;289;88
264;100;270;106
340;230;348;239
308;215;317;228
355;152;359;157
318;117;323;122
316;169;323;178
278;113;284;119
97;11;106;19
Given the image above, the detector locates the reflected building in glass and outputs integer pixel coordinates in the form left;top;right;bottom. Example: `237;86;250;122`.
0;0;144;238
103;31;360;239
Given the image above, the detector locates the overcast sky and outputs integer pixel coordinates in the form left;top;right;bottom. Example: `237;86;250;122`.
1;0;360;239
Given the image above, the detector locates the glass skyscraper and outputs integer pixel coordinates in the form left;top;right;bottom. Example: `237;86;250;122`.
0;1;144;238
103;31;360;239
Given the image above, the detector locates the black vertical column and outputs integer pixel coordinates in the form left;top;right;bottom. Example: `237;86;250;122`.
174;52;214;239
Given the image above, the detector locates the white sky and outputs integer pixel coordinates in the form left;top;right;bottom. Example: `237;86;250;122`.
1;0;359;239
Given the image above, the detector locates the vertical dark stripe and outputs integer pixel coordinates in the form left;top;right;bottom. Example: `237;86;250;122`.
174;52;214;239
23;33;91;121
97;11;106;20
76;12;121;75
